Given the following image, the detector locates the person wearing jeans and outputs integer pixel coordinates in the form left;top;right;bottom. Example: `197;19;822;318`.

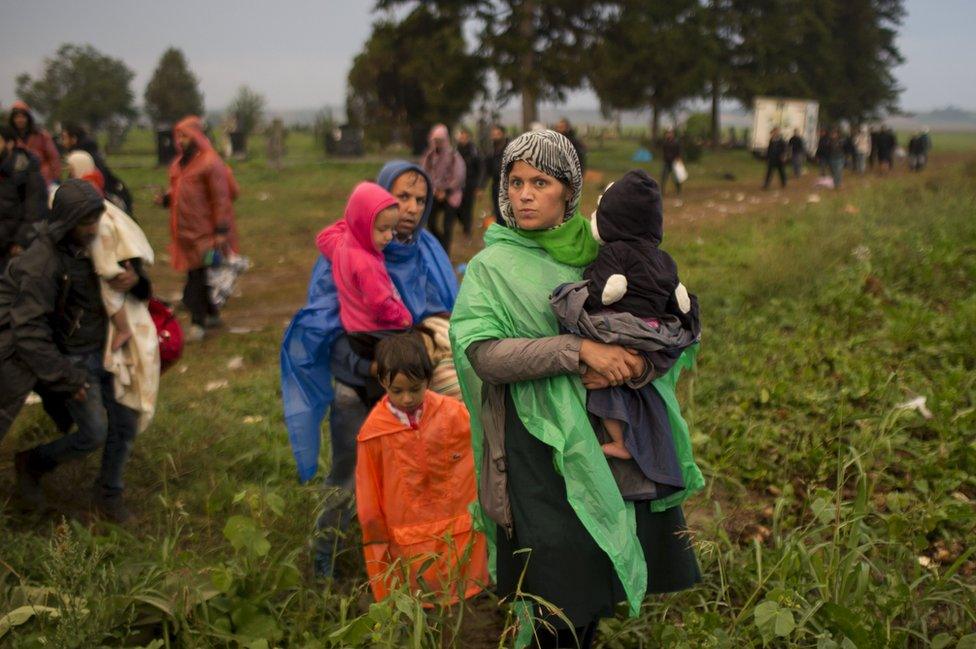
27;352;139;502
1;180;145;521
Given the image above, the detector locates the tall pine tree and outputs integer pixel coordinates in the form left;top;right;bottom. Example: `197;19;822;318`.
347;5;484;149
589;0;709;140
144;48;205;126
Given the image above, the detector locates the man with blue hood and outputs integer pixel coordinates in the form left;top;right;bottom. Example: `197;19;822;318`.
0;179;146;521
280;161;458;578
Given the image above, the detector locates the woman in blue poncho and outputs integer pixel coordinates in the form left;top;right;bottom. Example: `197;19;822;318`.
280;161;458;578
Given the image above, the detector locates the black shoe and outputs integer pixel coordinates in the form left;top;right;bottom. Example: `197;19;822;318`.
93;492;132;524
14;451;46;510
204;315;224;329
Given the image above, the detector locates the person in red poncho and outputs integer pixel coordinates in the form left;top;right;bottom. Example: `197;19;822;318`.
8;101;61;185
356;332;488;606
156;116;240;341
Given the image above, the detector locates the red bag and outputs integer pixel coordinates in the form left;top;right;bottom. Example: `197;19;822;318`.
148;297;184;372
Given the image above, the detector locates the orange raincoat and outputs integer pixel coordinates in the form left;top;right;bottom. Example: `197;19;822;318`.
356;390;488;605
166;117;240;271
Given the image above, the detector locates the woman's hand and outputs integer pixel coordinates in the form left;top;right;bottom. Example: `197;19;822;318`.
579;339;643;386
581;366;611;389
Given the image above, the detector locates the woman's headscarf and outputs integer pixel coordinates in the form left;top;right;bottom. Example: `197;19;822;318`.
498;129;583;228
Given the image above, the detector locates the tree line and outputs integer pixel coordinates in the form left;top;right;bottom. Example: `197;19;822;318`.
348;0;904;142
14;45;265;140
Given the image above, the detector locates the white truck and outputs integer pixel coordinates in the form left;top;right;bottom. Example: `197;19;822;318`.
751;97;819;156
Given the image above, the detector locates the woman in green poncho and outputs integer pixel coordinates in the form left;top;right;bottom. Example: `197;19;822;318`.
450;130;703;648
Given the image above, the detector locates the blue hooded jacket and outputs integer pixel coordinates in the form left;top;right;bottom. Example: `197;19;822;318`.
280;161;458;482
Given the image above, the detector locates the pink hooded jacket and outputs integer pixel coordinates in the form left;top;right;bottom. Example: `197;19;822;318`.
321;182;413;333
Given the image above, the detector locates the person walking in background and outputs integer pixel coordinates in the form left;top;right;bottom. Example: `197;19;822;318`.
7;101;60;185
854;126;870;174
60;122;133;213
868;126;880;170
482;124;508;227
763;127;788;190
420;124;465;256
842;129;856;169
912;127;931;171
876;125;896;173
0;125;47;271
828;128;845;189
788;129;806;178
156;117;240;342
660;129;683;196
555;117;587;174
454;127;482;242
815;128;831;178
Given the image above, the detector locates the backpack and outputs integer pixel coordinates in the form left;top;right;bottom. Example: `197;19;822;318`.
148;297;183;371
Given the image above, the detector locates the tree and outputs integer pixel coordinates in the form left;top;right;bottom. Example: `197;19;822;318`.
376;0;604;131
144;48;205;125
15;44;136;132
347;5;484;148
823;0;904;122
588;0;709;140
725;0;904;124
229;86;266;136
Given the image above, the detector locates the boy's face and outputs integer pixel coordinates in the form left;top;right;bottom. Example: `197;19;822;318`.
382;372;428;413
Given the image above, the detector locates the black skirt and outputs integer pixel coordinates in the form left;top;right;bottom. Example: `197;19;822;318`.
495;389;700;629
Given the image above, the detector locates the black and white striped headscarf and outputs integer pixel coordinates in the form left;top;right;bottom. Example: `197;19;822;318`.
498;129;583;228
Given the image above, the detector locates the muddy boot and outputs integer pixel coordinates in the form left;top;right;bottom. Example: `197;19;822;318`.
14;450;47;511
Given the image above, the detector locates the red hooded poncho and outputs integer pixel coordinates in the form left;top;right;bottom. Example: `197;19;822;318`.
319;182;412;332
166;116;240;271
9;101;61;184
356;390;488;605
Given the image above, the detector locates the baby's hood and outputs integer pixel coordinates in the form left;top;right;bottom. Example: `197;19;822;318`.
593;169;663;245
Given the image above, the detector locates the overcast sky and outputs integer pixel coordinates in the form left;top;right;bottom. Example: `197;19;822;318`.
1;0;973;114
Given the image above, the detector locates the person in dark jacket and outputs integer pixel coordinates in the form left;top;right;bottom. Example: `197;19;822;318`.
61;122;133;214
763;127;787;189
454;127;482;239
555;117;587;174
0;126;47;271
876;125;896;173
815;128;831;177
828;128;845;189
0;179;145;521
788;129;805;178
482;124;508;226
660;129;683;196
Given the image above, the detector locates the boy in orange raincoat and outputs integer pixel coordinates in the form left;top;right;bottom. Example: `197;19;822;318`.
355;332;488;605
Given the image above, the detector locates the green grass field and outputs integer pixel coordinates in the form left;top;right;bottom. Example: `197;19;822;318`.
1;129;975;648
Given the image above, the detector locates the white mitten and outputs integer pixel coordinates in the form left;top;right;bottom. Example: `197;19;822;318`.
601;274;628;305
674;282;691;313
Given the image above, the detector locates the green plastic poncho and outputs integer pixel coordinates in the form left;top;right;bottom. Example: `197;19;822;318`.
450;223;704;619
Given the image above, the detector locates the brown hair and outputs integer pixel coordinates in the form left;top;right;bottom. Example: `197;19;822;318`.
375;331;433;385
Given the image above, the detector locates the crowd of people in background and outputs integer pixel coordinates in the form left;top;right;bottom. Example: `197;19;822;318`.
760;122;929;191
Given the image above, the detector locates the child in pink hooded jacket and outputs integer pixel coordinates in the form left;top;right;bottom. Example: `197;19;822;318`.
320;182;413;333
